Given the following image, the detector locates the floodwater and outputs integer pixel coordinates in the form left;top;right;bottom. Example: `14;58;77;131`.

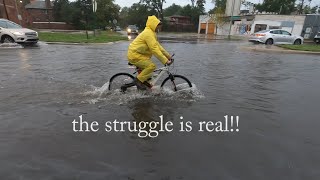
0;37;320;180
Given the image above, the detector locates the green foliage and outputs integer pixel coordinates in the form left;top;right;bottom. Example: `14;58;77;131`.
53;0;72;22
255;0;296;14
163;3;182;17
179;5;204;27
119;3;157;30
95;0;120;28
196;0;206;13
140;0;166;20
52;0;120;30
209;0;226;14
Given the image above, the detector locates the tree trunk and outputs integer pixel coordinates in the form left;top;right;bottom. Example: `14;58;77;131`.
3;0;10;20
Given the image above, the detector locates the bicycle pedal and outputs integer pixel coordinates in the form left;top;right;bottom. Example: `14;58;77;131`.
120;86;127;92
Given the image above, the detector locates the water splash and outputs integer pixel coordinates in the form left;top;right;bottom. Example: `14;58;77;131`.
82;82;204;105
0;43;23;49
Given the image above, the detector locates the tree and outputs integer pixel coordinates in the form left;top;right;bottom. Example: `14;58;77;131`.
95;0;120;29
140;0;165;20
119;3;157;29
303;5;319;14
210;7;228;34
180;4;204;27
297;0;316;14
255;0;295;15
53;0;72;22
163;3;182;17
196;0;206;13
209;0;226;14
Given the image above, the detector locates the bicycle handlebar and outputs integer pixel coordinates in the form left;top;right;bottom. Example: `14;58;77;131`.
165;53;175;66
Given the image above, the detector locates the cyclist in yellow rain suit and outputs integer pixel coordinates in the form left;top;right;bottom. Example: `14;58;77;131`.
127;15;172;90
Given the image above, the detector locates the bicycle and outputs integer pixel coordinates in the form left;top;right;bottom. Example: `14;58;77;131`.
108;54;192;92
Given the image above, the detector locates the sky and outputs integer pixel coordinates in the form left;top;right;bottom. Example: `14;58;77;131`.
114;0;319;12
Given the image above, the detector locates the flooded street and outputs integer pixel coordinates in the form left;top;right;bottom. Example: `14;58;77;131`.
1;38;320;180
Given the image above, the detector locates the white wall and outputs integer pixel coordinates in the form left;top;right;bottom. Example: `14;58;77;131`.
251;15;306;35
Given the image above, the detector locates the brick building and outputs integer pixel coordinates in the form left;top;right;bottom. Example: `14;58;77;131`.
165;15;196;32
1;0;73;29
0;0;21;25
25;0;54;23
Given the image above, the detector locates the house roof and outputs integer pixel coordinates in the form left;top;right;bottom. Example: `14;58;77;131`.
25;1;54;9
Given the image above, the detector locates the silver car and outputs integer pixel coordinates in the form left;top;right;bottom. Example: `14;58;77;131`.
314;32;320;44
0;18;38;44
249;29;303;45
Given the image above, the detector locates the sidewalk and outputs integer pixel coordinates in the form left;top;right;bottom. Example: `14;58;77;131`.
240;44;320;55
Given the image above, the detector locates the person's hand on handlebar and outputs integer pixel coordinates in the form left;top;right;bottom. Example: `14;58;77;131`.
166;59;173;66
165;53;175;66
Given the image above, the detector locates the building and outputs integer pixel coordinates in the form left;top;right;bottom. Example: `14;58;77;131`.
198;14;254;35
0;0;21;25
25;0;53;22
165;15;196;32
25;0;74;29
198;13;320;40
251;14;306;36
301;15;320;39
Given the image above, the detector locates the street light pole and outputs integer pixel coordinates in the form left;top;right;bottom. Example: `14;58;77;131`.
3;0;10;20
228;0;236;40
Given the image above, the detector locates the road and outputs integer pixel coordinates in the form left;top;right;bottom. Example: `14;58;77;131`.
0;37;320;180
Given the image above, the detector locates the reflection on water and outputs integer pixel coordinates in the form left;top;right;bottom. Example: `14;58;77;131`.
1;39;320;179
18;50;32;70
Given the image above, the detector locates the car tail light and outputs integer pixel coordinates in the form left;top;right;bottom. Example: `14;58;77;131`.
255;34;266;37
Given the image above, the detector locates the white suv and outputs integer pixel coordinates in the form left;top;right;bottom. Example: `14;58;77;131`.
0;18;38;44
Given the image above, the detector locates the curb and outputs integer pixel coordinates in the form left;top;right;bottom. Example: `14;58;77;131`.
43;40;127;45
240;46;320;55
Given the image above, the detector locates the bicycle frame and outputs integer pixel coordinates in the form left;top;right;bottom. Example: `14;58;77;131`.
131;66;171;87
110;54;192;92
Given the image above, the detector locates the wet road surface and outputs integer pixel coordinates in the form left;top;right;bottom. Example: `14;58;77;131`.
0;38;320;180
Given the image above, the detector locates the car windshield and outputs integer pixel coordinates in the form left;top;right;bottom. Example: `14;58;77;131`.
0;20;22;29
128;25;137;30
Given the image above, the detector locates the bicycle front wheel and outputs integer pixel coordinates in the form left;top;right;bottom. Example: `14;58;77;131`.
161;74;192;92
108;73;135;91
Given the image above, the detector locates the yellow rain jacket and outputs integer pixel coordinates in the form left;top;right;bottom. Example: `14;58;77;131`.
127;15;170;82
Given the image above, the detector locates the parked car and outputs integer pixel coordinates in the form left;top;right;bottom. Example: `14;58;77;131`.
0;18;38;45
249;29;303;45
314;32;320;44
115;26;121;31
127;25;139;35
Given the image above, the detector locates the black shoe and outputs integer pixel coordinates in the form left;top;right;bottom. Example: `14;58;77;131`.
120;86;127;92
143;81;152;88
134;78;147;90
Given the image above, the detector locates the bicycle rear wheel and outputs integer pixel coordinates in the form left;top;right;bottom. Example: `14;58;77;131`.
108;73;135;91
161;74;192;92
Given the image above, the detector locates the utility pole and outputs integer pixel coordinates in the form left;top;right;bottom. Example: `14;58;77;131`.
228;0;236;40
3;0;10;20
14;0;22;25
